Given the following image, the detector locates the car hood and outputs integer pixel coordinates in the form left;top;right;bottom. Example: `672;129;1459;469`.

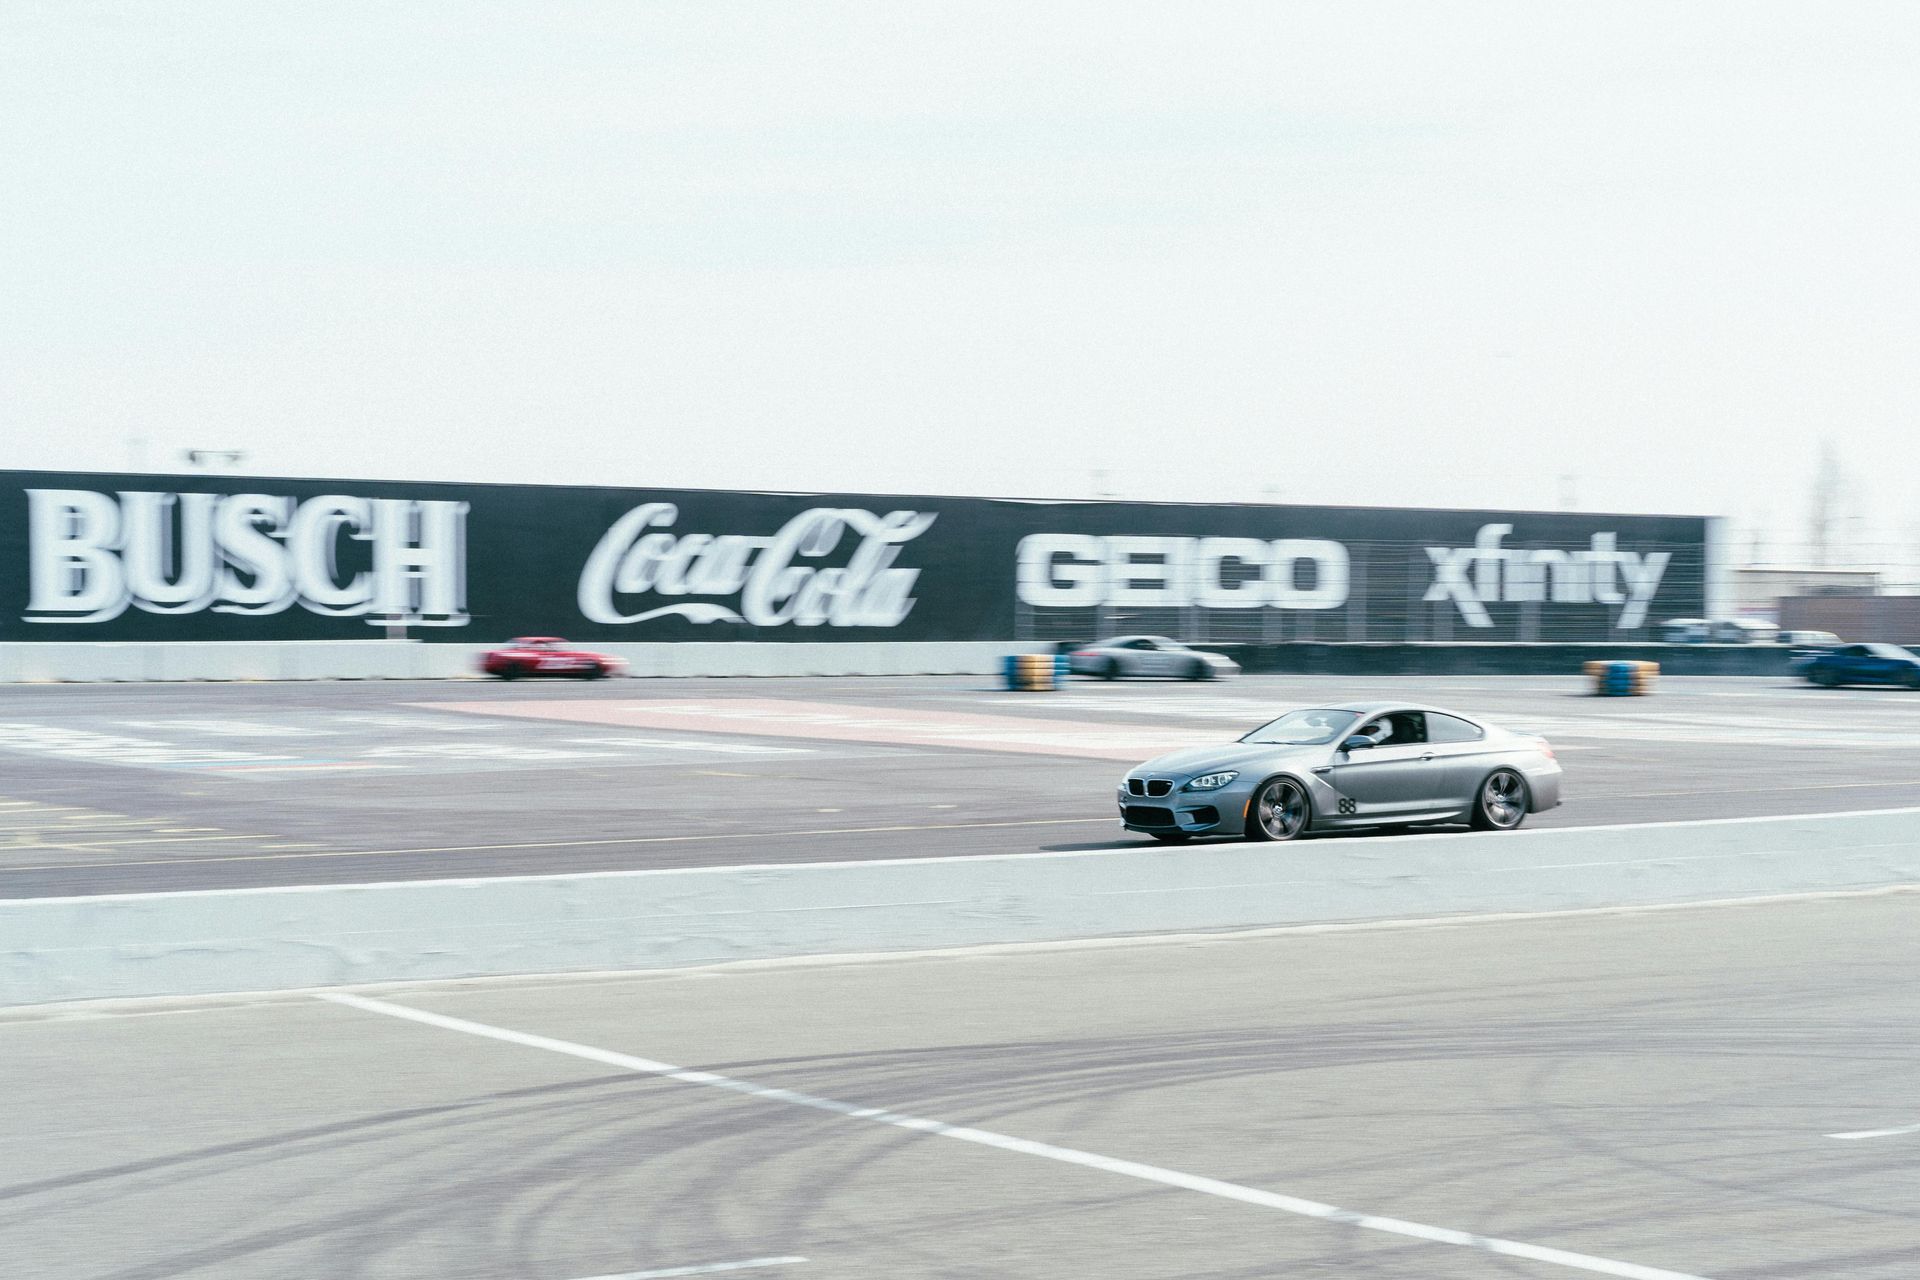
1132;741;1315;777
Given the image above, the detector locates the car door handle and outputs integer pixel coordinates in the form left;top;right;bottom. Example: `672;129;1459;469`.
1419;753;1436;761
1311;766;1331;775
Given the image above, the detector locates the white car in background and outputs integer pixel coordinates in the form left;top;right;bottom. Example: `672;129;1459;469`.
1068;636;1241;681
1710;618;1781;644
1660;617;1786;644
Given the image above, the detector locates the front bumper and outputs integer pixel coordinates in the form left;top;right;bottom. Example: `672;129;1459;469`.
1118;799;1228;835
1117;776;1260;836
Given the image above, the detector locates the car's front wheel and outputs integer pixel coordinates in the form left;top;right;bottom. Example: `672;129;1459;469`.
1187;657;1211;681
1471;769;1530;831
1245;777;1309;841
578;662;606;680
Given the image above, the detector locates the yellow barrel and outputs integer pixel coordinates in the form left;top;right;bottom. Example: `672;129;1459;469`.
1008;652;1058;692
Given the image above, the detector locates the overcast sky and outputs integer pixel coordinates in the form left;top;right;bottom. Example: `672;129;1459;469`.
4;2;1917;559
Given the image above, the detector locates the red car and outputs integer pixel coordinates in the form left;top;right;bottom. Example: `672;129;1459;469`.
480;637;624;681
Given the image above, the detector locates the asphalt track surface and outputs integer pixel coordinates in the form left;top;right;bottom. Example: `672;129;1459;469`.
6;893;1918;1279
2;674;1918;897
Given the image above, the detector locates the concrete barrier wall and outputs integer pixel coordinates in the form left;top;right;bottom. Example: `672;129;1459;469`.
0;641;472;683
1207;642;1795;677
0;639;1796;683
594;642;1046;678
5;808;1916;1006
0;641;1047;683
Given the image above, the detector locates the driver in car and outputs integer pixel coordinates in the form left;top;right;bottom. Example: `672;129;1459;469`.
1353;717;1395;747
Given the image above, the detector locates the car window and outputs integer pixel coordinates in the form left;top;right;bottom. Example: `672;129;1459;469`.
1425;713;1484;743
1383;711;1428;745
1241;708;1360;746
1866;644;1913;659
1346;711;1427;746
1127;638;1157;650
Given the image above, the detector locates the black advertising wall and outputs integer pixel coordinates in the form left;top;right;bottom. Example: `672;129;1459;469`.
0;471;1710;644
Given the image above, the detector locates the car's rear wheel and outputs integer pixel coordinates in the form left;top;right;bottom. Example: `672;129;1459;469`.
1812;667;1837;687
1471;769;1529;830
1101;658;1120;681
1149;831;1191;844
1246;777;1309;842
495;665;520;681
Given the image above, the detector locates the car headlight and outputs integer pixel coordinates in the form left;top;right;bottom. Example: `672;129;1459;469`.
1182;771;1238;792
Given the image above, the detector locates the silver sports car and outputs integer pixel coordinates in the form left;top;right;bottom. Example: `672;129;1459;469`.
1069;636;1241;681
1118;703;1561;842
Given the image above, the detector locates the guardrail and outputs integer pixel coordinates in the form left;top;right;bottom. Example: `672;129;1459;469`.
5;808;1915;1006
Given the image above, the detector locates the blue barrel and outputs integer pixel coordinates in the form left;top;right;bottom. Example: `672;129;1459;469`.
1004;653;1058;691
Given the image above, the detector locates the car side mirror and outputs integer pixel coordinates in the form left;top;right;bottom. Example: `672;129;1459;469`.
1341;736;1373;752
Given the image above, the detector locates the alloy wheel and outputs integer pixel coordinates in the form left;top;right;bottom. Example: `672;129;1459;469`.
1251;778;1308;841
1481;770;1526;829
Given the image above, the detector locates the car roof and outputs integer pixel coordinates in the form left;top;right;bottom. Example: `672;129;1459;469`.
510;636;567;644
1319;702;1487;722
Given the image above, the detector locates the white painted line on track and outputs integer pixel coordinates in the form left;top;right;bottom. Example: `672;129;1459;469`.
320;992;1712;1280
1827;1121;1920;1141
576;1257;807;1279
0;817;1121;879
18;833;268;849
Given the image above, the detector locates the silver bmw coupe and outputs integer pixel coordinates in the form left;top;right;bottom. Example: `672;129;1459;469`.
1118;703;1561;842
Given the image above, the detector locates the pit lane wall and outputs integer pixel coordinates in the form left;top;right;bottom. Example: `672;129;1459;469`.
5;808;1916;1006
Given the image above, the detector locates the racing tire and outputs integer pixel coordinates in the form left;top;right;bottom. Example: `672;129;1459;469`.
1470;769;1530;831
1811;668;1837;687
1187;657;1210;682
1101;658;1120;681
1245;776;1310;842
1149;831;1192;844
495;665;520;681
1906;670;1920;690
578;663;606;681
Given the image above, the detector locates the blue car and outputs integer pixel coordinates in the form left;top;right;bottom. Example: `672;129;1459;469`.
1804;643;1920;688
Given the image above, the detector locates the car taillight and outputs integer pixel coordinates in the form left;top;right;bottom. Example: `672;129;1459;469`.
1537;738;1555;759
1072;650;1096;658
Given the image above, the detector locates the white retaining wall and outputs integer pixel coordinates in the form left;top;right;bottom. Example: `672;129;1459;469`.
0;641;1046;683
5;808;1917;1006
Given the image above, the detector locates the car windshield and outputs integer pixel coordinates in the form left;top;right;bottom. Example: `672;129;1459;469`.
1241;708;1360;746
